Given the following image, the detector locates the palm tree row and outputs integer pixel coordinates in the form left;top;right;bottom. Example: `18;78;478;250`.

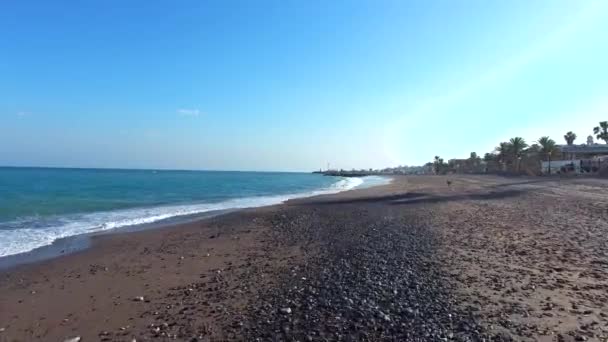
488;135;567;172
431;120;607;175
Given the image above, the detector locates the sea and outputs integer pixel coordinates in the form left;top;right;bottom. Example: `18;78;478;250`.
0;167;390;258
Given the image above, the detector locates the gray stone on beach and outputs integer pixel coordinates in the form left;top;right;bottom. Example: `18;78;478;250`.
240;205;491;341
63;337;81;342
133;296;145;302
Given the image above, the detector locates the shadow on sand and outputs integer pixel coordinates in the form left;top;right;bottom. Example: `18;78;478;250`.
304;189;527;206
488;178;555;188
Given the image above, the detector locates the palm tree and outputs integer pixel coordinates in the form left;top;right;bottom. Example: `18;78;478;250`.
509;137;528;172
433;156;444;174
495;142;511;170
563;131;577;145
509;137;528;157
593;121;608;144
537;136;558;174
537;137;557;159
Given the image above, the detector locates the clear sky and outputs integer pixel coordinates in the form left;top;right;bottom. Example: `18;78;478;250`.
2;0;608;171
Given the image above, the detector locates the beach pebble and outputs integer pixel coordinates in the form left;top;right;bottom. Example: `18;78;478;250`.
0;327;5;332
63;337;81;342
280;307;292;314
133;296;145;302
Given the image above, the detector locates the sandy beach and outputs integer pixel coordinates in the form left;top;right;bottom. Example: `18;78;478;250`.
1;175;608;341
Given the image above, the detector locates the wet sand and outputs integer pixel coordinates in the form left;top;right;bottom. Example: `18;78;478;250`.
1;175;607;341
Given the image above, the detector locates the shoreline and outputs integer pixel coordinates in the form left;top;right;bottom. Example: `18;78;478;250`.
0;178;398;341
0;208;238;271
0;176;391;270
1;175;607;341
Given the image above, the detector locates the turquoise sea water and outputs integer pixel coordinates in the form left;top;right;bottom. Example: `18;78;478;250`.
0;167;389;257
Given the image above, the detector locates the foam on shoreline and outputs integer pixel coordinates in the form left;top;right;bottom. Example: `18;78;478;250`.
0;176;390;258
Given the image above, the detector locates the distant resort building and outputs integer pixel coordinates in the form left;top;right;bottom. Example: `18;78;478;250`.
559;143;608;160
541;136;608;175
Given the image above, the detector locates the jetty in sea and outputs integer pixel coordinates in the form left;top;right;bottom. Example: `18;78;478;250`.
313;170;382;177
313;164;428;177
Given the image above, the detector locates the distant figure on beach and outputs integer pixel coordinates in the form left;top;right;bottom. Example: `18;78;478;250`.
446;179;452;187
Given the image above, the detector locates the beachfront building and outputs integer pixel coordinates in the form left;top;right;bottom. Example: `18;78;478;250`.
540;140;608;174
559;143;608;160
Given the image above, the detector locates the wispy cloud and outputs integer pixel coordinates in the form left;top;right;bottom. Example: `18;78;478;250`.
177;108;201;117
17;111;29;117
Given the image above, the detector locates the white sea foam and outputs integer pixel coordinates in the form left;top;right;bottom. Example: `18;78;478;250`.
356;175;393;188
0;176;383;258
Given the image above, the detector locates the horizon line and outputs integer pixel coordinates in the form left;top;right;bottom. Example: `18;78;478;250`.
0;164;318;174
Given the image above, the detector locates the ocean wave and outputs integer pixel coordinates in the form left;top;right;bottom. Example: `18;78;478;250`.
0;176;371;258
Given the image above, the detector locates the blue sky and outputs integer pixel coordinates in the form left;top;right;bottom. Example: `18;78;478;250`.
1;0;608;171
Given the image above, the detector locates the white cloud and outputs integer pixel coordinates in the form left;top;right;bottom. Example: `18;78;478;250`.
177;108;201;117
17;111;28;117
